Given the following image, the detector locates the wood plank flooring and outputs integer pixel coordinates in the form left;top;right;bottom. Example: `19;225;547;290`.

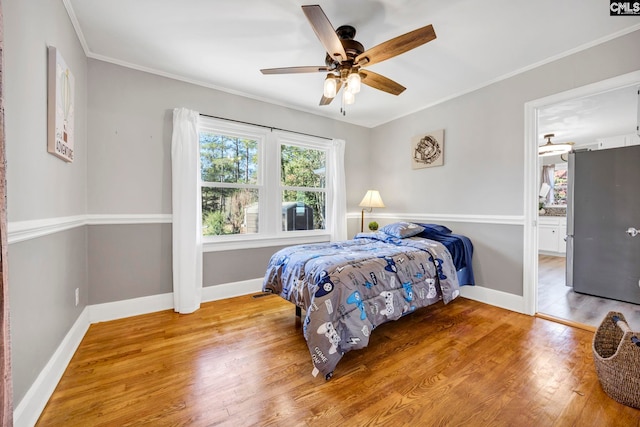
37;294;640;426
538;255;640;329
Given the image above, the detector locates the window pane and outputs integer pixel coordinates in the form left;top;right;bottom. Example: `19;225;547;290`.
553;169;568;205
200;132;258;184
202;187;259;235
281;190;325;231
280;145;326;188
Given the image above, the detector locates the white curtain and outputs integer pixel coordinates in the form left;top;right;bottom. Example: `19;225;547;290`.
171;108;202;313
541;165;555;205
329;138;347;241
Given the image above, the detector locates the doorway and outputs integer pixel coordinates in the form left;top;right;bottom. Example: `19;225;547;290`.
523;70;640;327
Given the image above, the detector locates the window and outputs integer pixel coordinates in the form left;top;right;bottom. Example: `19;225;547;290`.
200;131;260;236
280;143;326;231
198;116;338;247
552;165;568;206
542;163;568;206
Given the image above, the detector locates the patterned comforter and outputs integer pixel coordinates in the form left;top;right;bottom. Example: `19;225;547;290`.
262;233;460;379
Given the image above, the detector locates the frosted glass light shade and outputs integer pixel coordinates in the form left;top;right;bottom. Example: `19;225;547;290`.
538;142;573;156
323;75;337;98
538;133;573;157
343;89;355;105
347;72;361;93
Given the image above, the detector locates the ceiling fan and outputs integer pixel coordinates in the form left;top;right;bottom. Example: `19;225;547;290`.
260;5;437;113
538;133;575;157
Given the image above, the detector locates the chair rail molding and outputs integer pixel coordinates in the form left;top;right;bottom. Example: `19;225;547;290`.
8;214;173;244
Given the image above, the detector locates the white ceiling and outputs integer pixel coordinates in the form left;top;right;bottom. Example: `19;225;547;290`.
538;85;639;148
65;0;640;129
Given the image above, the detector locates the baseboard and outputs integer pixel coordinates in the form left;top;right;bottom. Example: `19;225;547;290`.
88;279;264;323
460;285;526;314
538;250;566;257
89;293;175;323
201;278;264;302
13;307;91;427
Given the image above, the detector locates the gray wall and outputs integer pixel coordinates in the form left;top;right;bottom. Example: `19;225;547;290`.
203;245;291;286
369;29;640;296
8;229;88;402
5;0;88;221
87;60;372;300
87;60;372;216
88;224;172;304
5;0;89;404
5;0;640;414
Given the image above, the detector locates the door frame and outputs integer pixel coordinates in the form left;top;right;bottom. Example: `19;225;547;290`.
522;70;640;316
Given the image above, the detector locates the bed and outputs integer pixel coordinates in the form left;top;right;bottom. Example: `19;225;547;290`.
262;222;474;379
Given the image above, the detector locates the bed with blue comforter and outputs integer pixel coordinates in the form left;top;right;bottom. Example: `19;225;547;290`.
262;222;474;379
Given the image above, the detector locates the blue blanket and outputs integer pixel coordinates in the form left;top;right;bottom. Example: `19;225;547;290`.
263;236;460;379
355;225;475;286
413;224;475;286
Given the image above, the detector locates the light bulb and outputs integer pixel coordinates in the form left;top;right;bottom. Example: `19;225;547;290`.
323;74;337;98
347;71;361;93
343;88;355;105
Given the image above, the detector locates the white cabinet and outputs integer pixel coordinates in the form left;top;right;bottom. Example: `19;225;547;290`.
539;225;560;252
538;216;567;255
597;133;640;150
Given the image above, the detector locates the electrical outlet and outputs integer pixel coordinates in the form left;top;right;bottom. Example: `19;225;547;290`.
75;288;79;307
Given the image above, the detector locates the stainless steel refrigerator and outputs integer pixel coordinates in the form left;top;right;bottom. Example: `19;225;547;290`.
566;144;640;304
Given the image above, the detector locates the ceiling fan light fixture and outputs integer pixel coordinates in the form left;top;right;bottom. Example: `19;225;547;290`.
538;133;574;157
323;74;337;98
261;5;437;112
347;71;361;93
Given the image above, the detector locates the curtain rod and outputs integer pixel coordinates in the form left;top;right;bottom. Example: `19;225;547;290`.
199;113;332;141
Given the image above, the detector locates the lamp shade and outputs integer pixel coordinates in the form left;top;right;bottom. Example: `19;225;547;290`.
359;190;385;208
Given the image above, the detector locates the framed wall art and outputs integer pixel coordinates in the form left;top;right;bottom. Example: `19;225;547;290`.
411;129;444;169
47;46;75;162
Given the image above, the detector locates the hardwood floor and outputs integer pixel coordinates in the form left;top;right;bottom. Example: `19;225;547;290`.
37;294;640;426
538;255;640;329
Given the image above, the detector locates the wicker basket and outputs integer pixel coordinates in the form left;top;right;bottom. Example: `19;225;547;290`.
592;311;640;409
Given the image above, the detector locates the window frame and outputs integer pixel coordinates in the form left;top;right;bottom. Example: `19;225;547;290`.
198;117;334;252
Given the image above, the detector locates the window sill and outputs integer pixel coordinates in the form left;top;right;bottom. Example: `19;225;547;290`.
203;232;331;252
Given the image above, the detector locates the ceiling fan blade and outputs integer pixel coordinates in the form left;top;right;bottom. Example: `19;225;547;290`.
302;5;347;63
359;70;406;95
356;24;436;67
261;66;329;75
319;80;343;105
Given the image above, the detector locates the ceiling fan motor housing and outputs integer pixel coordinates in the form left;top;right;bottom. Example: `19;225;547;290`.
325;31;364;71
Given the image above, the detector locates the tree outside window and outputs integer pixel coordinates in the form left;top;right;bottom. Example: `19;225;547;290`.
200;132;259;236
198;119;333;238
